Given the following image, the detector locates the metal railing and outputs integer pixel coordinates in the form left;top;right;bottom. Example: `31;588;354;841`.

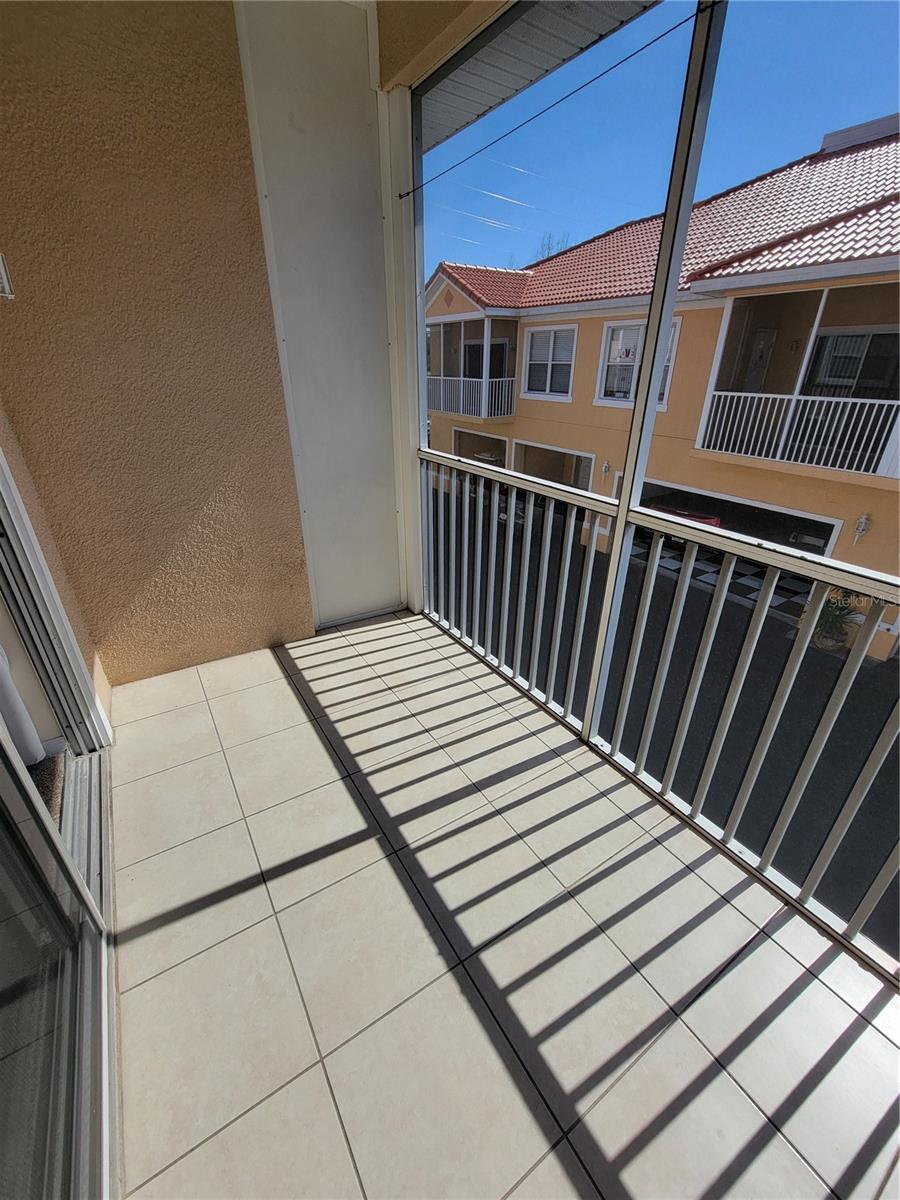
421;448;900;975
426;376;516;418
699;390;900;476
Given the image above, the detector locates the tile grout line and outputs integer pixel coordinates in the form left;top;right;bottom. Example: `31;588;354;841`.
467;718;839;1195
122;1059;324;1197
208;692;371;1200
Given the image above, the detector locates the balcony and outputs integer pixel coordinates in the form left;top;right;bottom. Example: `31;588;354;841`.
427;374;517;418
699;391;899;477
109;610;898;1197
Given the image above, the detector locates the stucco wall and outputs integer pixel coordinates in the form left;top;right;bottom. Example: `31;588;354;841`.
377;0;509;89
1;1;313;685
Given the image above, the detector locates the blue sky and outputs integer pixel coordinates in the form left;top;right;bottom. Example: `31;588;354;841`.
422;0;900;277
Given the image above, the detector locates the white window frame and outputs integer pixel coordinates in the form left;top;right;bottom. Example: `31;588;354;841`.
594;316;681;410
511;438;596;491
520;324;578;403
807;325;899;396
451;426;508;469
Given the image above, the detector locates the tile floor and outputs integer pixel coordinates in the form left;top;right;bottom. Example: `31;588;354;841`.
109;611;900;1199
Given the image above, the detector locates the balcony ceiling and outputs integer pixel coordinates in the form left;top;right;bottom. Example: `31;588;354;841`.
418;0;656;152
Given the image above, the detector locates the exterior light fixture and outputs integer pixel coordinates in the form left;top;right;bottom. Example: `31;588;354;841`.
853;513;871;544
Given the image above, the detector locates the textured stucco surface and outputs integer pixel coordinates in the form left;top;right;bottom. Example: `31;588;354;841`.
1;2;313;685
377;0;509;89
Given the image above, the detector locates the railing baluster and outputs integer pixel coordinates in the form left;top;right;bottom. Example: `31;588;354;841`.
635;541;697;776
484;481;500;661
722;580;830;842
423;462;436;615
448;468;458;633
845;842;899;941
460;471;470;642
690;565;780;819
497;486;518;670
800;700;899;903
513;493;535;680
545;505;577;706
528;498;556;692
436;465;446;624
758;599;885;872
472;476;485;651
564;513;601;723
661;553;736;795
610;531;664;759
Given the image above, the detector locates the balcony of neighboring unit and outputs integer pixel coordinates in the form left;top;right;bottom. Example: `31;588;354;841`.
425;317;517;419
697;283;899;478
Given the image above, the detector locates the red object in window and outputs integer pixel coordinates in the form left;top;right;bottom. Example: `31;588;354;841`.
650;505;723;528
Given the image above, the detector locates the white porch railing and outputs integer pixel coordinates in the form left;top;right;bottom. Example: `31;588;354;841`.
420;447;900;977
699;391;900;477
426;376;516;419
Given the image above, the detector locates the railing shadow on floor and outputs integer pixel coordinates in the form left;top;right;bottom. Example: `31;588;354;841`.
113;621;899;1199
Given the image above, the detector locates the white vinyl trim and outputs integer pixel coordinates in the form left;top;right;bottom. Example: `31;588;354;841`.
594;316;681;410
511;438;595;490
520;324;578;402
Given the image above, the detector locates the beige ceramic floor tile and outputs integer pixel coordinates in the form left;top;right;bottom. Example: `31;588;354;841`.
573;831;759;1011
225;723;346;816
440;711;563;804
681;931;899;1197
369;644;461;692
493;761;650;886
570;1020;826;1200
112;753;241;868
327;967;557;1200
471;895;672;1121
112;703;220;787
507;1142;599;1200
112;667;205;726
400;807;564;957
115;821;271;990
317;691;435;773
279;855;455;1051
393;669;501;738
575;757;673;831
658;821;785;928
350;744;484;849
288;657;388;720
208;676;312;748
132;1066;361;1200
119;920;316;1192
247;778;389;910
765;908;900;1047
198;649;286;700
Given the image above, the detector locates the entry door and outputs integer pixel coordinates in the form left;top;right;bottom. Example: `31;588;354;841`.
743;327;776;392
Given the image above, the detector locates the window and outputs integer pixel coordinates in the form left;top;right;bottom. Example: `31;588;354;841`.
804;329;899;400
453;428;507;469
523;327;576;399
596;318;680;407
512;441;593;490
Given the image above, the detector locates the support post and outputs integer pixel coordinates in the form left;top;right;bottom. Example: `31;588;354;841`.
581;0;728;742
696;294;734;448
481;315;491;418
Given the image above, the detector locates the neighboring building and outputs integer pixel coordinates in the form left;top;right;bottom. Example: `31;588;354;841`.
425;115;900;642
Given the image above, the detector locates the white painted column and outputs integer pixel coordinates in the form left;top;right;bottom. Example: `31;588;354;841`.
696;296;733;448
481;316;491;418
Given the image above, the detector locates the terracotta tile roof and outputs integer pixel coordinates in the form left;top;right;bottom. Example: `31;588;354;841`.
694;197;900;279
432;133;900;309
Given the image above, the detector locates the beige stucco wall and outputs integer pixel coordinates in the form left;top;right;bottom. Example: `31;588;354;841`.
1;1;313;685
377;0;509;89
428;279;900;583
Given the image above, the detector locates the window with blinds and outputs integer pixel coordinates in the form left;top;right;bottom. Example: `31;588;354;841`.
524;327;576;397
805;330;899;400
597;319;679;406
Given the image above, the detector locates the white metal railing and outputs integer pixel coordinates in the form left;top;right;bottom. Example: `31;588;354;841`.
699;391;900;477
426;376;516;418
420;447;900;977
487;377;515;417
